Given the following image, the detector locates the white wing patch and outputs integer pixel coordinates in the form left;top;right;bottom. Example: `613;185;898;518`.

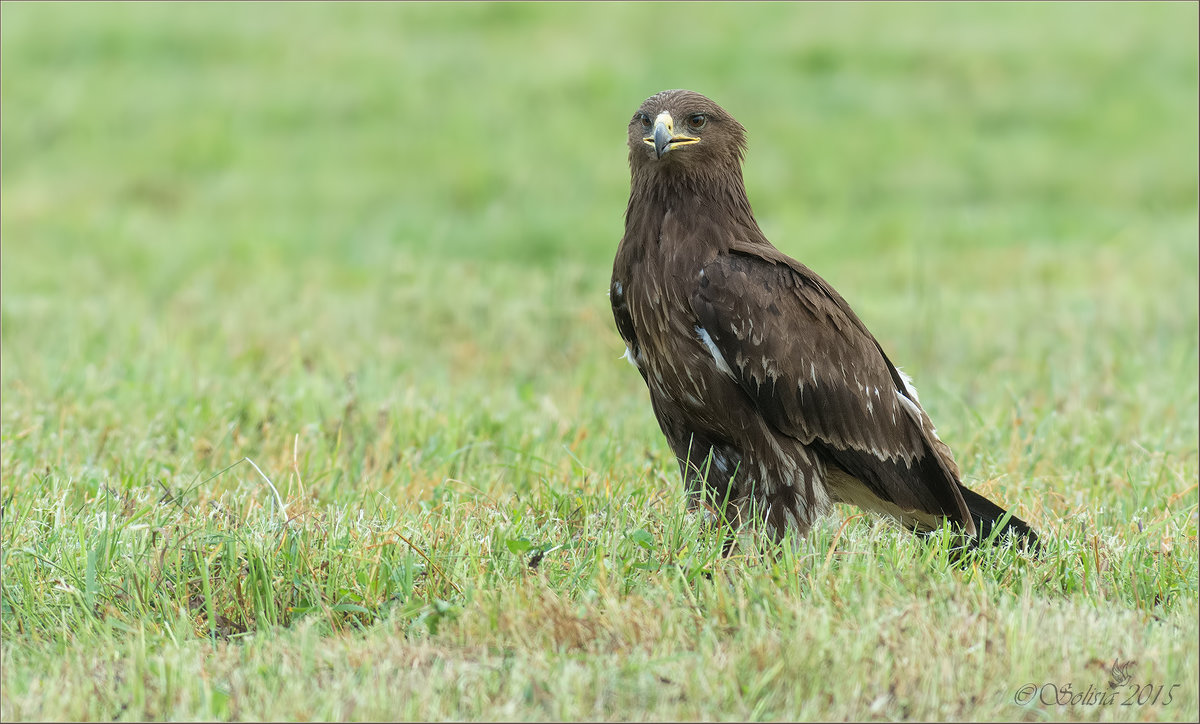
894;367;924;420
895;367;921;403
896;389;923;421
892;366;948;442
695;325;736;379
893;366;948;443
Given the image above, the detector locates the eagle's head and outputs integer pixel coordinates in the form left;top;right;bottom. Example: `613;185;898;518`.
627;89;747;177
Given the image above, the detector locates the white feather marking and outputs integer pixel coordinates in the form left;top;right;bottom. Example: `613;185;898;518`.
895;367;921;403
894;368;947;440
764;432;793;481
896;389;923;420
893;367;930;425
620;345;639;369
695;325;736;379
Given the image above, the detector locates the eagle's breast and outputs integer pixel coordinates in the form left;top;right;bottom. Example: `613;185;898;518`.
619;218;746;432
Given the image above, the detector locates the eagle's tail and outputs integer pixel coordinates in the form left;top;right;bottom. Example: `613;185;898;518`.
958;485;1041;554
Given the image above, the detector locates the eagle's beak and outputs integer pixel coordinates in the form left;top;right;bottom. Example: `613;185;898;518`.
643;111;699;159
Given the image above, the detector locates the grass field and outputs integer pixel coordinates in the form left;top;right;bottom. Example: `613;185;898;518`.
2;2;1197;721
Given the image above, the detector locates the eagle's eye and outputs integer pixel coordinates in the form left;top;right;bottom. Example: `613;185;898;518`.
686;113;707;131
637;113;652;129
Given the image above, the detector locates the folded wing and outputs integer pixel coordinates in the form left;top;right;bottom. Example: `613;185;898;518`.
689;247;974;532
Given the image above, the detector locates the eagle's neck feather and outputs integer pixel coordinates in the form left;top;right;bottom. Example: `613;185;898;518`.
624;164;765;251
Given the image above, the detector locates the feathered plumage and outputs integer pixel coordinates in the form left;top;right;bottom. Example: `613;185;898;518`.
611;89;1038;550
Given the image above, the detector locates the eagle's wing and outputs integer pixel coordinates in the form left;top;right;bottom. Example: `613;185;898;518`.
609;272;645;379
689;248;973;529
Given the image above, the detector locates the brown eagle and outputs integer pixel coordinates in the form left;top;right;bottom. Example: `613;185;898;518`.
610;89;1038;549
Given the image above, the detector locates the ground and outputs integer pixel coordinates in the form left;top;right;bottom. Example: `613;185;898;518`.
1;2;1197;721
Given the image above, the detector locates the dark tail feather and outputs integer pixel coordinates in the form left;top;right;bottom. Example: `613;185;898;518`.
959;486;1041;554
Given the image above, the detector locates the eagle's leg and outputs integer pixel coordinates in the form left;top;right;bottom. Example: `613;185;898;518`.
673;435;833;553
736;440;832;544
674;435;744;555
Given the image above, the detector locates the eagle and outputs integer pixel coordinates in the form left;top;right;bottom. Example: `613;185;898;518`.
610;89;1038;550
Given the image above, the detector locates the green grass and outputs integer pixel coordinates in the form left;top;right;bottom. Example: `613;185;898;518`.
2;1;1197;721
